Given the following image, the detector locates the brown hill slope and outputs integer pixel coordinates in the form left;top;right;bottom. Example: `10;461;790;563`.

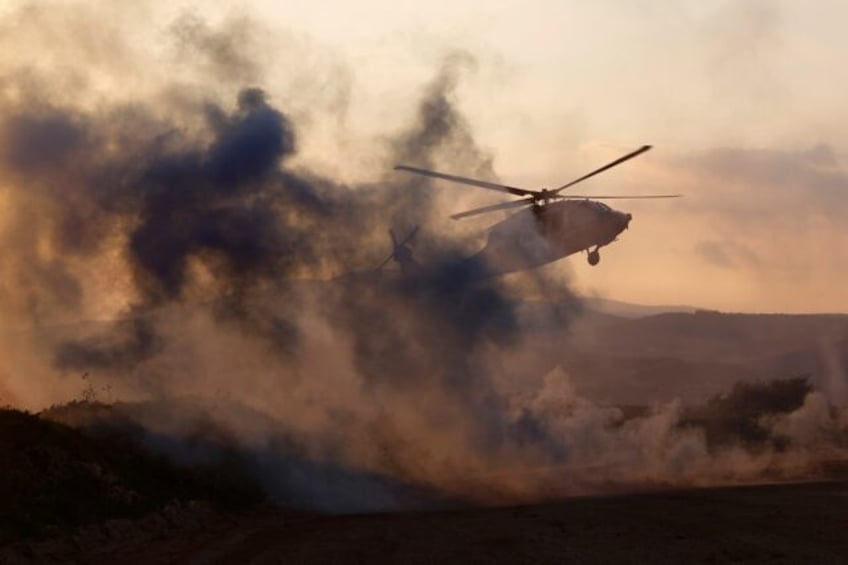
0;404;263;545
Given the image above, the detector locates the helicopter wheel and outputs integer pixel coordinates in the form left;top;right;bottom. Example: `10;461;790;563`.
587;249;600;266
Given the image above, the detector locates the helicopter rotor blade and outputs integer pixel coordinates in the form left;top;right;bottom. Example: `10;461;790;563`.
450;197;536;220
395;165;535;198
553;145;652;194
397;225;419;248
560;194;682;199
376;253;394;271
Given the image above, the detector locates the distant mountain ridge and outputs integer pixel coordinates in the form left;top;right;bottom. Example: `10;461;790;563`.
583;297;697;318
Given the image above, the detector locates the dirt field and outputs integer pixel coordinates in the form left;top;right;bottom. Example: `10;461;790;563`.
20;479;843;564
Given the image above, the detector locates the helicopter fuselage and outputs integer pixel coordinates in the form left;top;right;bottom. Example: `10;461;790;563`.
472;199;632;274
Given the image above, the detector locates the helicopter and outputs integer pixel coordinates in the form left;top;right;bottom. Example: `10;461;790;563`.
395;145;680;272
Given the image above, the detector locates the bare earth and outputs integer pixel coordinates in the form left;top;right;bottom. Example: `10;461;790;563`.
65;480;848;564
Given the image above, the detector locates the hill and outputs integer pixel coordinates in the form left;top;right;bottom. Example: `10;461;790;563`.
0;404;263;546
529;309;848;405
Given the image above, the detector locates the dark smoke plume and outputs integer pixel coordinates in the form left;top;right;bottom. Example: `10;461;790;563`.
0;34;523;407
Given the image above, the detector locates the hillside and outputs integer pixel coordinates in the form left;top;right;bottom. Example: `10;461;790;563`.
0;405;263;546
515;309;848;405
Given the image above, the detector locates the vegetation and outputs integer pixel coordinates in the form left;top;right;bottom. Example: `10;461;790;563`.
0;405;263;544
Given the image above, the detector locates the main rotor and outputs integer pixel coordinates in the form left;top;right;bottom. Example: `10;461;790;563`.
395;145;680;220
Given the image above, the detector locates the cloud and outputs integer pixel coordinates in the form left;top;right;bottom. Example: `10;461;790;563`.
695;239;760;269
700;0;784;98
679;144;848;224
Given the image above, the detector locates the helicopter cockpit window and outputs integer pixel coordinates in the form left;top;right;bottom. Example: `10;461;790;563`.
592;201;612;213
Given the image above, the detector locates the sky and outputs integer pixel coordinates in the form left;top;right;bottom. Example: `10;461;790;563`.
1;0;847;313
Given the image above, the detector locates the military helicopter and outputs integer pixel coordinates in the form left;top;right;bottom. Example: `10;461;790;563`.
395;145;680;272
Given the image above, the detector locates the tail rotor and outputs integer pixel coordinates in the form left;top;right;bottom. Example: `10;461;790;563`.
376;225;419;273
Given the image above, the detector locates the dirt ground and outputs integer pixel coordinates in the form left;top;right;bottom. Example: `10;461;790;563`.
10;479;843;565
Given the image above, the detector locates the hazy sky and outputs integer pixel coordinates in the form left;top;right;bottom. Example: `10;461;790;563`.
2;0;847;313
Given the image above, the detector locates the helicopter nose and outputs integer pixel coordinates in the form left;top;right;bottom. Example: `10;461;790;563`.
617;212;632;230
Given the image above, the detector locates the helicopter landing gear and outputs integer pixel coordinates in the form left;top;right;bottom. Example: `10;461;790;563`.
587;247;600;266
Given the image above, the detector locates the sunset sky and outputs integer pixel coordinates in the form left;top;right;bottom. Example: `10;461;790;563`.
1;0;846;313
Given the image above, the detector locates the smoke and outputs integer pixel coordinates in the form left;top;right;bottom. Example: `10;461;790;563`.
0;5;529;504
0;5;845;512
170;13;263;84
